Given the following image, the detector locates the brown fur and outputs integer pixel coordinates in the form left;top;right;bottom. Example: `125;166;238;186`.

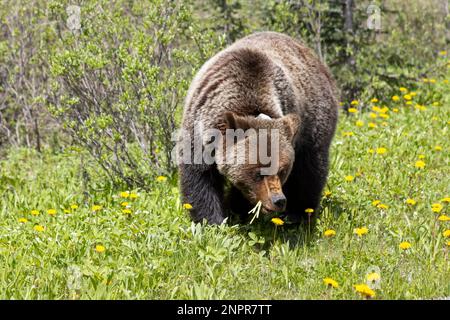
179;32;339;224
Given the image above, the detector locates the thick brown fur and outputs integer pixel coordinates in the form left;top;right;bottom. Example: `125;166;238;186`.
179;32;339;224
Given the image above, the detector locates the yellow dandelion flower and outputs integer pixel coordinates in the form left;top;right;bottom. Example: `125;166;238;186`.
399;87;408;93
305;208;314;214
379;113;389;119
47;209;57;216
368;122;377;129
323;277;339;288
356;120;364;127
418;154;425;160
432;203;443;213
369;112;377;119
156;176;167;182
434;146;442;151
120;202;129;207
442;230;450;238
403;94;412;101
271;217;284;226
441;197;450;203
366;272;380;282
372;200;381;206
392;95;400;101
350;100;359;106
64;209;70;214
324;229;336;237
34;225;45;232
370;98;378;103
432;102;439;106
393;108;399;113
415;160;426;169
372;106;381;112
18;218;28;223
95;244;106;253
447;241;450;247
31;210;40;216
129;193;139;199
343;131;354;137
348;108;358;114
120;191;130;198
410;91;417;97
324;191;332;197
122;209;132;214
437;215;450;222
380;106;389;114
92;205;102;212
399;242;412;250
429;79;436;84
354;227;369;237
422;78;429;83
367;148;375;154
345;175;354;182
376;147;387;155
354;284;376;298
183;203;193;210
439;51;447;56
406;199;417;206
70;204;78;210
377;203;388;210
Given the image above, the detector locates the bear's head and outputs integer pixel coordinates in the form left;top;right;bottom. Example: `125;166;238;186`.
216;112;300;213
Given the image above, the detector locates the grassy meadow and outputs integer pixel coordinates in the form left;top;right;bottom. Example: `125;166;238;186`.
1;69;449;300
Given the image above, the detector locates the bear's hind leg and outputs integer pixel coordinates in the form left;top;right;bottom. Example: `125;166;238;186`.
180;164;227;224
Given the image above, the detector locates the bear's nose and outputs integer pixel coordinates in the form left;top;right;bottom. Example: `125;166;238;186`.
271;194;286;211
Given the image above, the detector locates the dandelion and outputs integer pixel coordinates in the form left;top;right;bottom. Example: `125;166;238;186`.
120;191;130;198
47;209;57;216
406;199;417;206
372;106;381;112
441;197;450;203
121;202;129;207
429;79;436;84
354;284;376;298
372;200;381;206
410;91;417;97
432;203;443;213
403;94;412;101
434;146;442;151
415;160;426;169
422;78;429;83
377;203;388;210
342;131;354;137
271;217;284;226
129;193;139;199
31;210;40;216
95;244;106;253
354;227;369;237
323;277;339;288
356;120;364;127
368;122;377;129
367;272;380;282
367;148;375;154
376;147;387;155
418;154;425;159
183;203;193;210
305;208;314;214
432;102;439;107
156;176;167;182
447;241;450;247
380;106;389;114
70;204;78;210
399;87;408;93
379;113;389;119
92;205;102;212
437;215;450;222
64;209;70;214
345;175;354;182
34;225;45;232
370;98;378;103
18;218;28;223
443;230;450;238
122;209;132;214
392;95;400;102
369;112;377;119
439;51;447;56
393;108;399;113
324;229;336;237
324;191;332;197
399;242;412;250
351;100;359;106
348;108;358;114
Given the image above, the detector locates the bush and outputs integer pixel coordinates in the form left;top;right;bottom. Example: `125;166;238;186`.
48;0;223;188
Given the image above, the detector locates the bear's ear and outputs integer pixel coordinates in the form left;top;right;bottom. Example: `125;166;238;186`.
224;111;252;131
281;114;301;142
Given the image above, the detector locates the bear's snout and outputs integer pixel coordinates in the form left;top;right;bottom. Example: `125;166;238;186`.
271;193;287;212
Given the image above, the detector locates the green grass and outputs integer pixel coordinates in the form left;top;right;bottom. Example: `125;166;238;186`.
1;77;449;299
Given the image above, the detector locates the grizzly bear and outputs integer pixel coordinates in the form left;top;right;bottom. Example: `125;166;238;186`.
178;32;339;225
